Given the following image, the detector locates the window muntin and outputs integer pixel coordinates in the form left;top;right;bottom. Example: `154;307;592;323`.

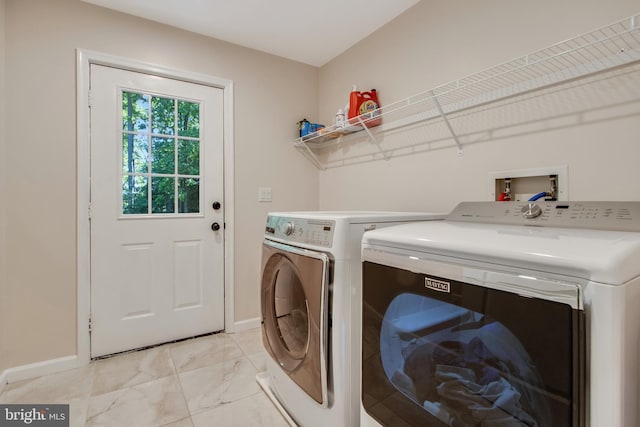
121;90;202;216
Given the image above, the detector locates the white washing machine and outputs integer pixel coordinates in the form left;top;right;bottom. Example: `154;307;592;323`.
256;211;444;427
360;201;640;427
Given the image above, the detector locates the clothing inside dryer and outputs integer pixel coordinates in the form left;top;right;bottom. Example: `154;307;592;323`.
273;262;309;358
380;293;551;427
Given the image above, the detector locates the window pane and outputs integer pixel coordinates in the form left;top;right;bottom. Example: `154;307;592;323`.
151;137;175;174
178;139;199;175
178;178;200;213
120;92;204;218
122;92;149;132
122;175;148;214
122;134;149;174
152;97;175;135
178;101;200;137
152;177;175;214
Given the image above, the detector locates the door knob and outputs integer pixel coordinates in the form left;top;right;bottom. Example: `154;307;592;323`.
212;201;221;210
211;222;221;231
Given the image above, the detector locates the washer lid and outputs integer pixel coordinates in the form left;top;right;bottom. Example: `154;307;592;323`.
267;211;445;223
362;221;640;284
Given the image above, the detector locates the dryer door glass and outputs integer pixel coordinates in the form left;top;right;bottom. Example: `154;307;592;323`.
274;260;309;359
362;261;585;427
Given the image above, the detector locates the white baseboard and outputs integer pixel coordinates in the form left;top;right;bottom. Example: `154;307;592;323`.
233;317;261;333
2;355;80;385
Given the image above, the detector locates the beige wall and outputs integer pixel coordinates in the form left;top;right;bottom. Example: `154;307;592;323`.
0;0;7;376
2;0;318;368
318;0;640;212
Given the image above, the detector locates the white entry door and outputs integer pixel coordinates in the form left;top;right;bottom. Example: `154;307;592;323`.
90;64;225;357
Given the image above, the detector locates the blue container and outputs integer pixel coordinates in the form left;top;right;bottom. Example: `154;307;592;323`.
298;119;324;137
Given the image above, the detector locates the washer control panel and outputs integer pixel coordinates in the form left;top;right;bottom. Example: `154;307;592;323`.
448;201;640;231
265;216;336;247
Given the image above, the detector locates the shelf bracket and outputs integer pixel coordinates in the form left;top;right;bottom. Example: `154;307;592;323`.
295;141;326;170
430;90;463;154
357;116;391;161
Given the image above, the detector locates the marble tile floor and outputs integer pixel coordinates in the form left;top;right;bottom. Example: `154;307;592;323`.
0;328;289;427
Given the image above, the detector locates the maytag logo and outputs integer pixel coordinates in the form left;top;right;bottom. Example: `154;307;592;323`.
425;277;450;293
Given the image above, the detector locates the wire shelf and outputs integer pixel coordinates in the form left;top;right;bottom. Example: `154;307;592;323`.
295;13;640;170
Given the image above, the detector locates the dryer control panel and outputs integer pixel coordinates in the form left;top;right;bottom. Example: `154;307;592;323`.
448;201;640;231
265;216;336;247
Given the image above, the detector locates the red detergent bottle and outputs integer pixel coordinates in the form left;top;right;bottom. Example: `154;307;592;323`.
348;88;381;127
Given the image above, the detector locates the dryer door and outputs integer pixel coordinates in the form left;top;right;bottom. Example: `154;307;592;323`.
362;259;585;427
261;240;330;405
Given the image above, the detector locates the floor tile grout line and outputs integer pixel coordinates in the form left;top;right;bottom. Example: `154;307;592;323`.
80;362;97;426
167;348;194;426
89;345;176;399
187;389;266;421
169;332;257;420
229;329;264;367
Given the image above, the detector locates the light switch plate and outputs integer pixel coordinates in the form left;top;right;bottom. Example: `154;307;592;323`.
258;187;272;202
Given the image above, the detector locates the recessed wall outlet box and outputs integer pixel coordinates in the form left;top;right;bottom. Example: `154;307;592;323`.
489;166;568;201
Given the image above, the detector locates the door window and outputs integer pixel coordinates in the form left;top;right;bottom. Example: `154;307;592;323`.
121;91;201;215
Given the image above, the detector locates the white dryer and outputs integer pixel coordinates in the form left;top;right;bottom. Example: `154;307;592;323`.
257;211;444;427
360;201;640;427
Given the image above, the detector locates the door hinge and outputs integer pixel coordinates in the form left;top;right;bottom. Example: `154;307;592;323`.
88;90;93;108
88;202;92;220
88;316;92;335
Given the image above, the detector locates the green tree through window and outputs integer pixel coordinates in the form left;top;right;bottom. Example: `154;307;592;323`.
121;91;201;215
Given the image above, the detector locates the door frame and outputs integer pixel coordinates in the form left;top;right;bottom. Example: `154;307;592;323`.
76;49;235;364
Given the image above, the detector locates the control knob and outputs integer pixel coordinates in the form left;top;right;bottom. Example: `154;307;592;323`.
521;203;543;219
284;222;295;236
